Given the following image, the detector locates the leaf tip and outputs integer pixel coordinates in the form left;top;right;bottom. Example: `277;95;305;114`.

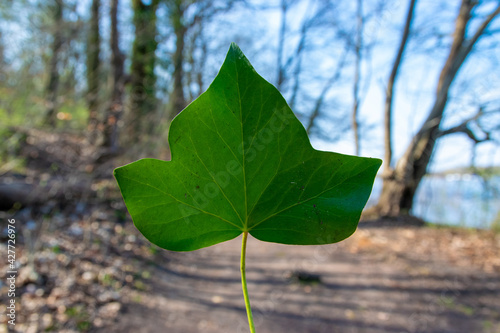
112;167;120;179
228;42;246;60
229;42;240;52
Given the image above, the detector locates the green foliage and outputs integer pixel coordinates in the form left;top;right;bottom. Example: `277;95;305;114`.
0;127;25;172
491;212;500;233
0;83;88;173
114;44;381;251
51;245;62;254
65;305;91;332
56;102;89;131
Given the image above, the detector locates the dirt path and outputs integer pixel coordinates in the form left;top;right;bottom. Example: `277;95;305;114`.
1;215;499;333
102;223;500;333
3;130;498;333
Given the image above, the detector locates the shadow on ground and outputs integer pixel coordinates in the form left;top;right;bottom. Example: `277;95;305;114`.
106;231;500;333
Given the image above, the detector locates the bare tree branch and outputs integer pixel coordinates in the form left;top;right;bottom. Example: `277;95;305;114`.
288;2;325;109
438;107;500;143
463;3;500;56
306;44;349;135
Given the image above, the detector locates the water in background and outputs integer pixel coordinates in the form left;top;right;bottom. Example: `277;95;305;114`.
368;175;500;229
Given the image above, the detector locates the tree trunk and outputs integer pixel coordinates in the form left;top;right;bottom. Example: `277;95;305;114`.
102;0;124;151
43;0;64;127
383;0;416;176
0;31;6;91
376;0;500;216
185;24;206;102
196;41;207;97
86;0;101;144
128;0;159;140
351;0;363;156
0;31;5;75
276;0;287;91
169;0;187;120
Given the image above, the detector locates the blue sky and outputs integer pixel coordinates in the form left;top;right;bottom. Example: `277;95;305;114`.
251;0;500;172
3;0;499;172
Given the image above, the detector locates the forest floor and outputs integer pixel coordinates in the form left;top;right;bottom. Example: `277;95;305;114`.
1;129;499;333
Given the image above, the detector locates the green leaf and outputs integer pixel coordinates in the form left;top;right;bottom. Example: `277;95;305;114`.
114;43;381;252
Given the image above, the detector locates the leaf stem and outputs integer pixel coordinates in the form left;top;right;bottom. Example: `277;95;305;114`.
241;231;256;333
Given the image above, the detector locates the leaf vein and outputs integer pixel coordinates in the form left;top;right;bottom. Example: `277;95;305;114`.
118;175;241;229
187;134;244;226
250;164;375;230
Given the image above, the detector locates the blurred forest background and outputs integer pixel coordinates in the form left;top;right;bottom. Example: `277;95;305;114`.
1;0;500;332
1;0;500;224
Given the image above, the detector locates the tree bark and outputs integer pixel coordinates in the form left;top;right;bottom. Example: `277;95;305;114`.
166;0;237;119
43;0;64;127
383;0;417;175
128;0;159;140
376;0;500;216
0;31;6;92
102;0;124;151
0;31;5;75
276;0;287;91
352;0;364;156
86;0;101;144
169;0;187;120
196;41;207;97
